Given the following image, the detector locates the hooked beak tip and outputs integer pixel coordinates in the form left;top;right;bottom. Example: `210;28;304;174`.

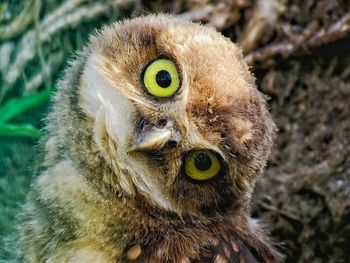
128;128;172;153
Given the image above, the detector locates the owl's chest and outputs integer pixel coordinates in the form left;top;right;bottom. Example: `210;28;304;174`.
122;223;261;263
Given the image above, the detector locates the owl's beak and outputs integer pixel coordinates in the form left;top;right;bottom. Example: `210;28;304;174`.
128;117;180;153
128;127;172;153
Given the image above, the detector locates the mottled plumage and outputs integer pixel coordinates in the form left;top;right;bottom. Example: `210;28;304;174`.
18;15;281;262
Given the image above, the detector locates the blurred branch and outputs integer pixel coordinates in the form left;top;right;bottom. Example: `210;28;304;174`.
178;5;215;22
238;0;286;53
0;0;40;41
25;51;64;94
178;0;252;31
0;42;14;72
41;0;86;27
245;12;350;67
0;0;136;101
34;0;51;90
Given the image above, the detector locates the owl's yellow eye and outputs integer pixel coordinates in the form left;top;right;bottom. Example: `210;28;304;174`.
142;59;180;98
184;150;221;181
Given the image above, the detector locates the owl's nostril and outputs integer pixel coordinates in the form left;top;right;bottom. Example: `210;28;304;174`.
166;140;178;148
157;118;168;127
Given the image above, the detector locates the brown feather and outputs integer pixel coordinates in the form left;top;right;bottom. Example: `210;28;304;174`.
17;14;282;263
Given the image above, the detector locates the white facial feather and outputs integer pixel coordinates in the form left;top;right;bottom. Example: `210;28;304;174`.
79;54;174;211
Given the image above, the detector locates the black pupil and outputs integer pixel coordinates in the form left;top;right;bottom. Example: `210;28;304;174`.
156;70;172;88
194;153;212;171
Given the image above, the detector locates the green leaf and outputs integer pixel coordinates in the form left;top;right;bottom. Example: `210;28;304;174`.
0;89;52;123
0;123;44;138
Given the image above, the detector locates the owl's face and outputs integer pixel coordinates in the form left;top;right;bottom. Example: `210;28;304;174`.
78;15;275;217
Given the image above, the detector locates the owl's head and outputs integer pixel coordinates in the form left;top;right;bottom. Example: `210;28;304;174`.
52;15;275;218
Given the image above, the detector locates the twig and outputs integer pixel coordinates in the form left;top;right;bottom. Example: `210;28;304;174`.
0;0;39;41
24;73;47;95
178;0;251;31
238;0;286;53
0;42;14;72
24;51;65;94
41;0;86;28
1;0;136;100
245;12;350;67
308;12;350;46
43;1;119;38
258;199;301;221
34;0;50;89
178;5;215;22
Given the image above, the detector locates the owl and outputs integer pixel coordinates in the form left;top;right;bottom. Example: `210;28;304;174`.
18;15;282;263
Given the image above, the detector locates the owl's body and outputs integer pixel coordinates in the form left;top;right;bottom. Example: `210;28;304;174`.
18;15;281;262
